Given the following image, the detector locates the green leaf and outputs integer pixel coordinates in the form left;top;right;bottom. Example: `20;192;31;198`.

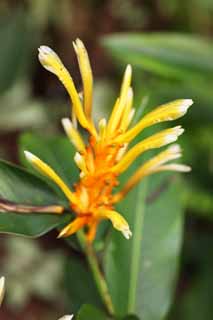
64;255;103;314
0;160;70;237
77;304;107;320
105;174;183;319
102;33;213;81
19;133;79;190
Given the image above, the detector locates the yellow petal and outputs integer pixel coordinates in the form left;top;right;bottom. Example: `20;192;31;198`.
62;118;85;153
58;216;89;238
154;164;191;173
38;46;94;135
98;118;107;140
74;152;88;176
24;151;77;204
112;144;183;202
117;99;193;143
99;209;132;239
107;65;132;134
112;126;184;174
73;39;93;119
119;87;134;132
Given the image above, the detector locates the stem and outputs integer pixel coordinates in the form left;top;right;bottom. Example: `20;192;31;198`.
77;230;115;316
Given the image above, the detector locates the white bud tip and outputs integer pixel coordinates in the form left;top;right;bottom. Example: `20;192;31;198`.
99;118;107;128
165;126;184;142
165;134;179;144
38;45;57;59
179;99;193;114
24;150;36;162
74;152;82;164
62;118;73;132
126;64;132;75
0;277;5;305
168;144;182;154
122;227;132;240
174;164;192;172
58;315;74;320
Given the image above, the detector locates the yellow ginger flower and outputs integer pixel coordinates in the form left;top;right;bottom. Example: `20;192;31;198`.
24;39;192;243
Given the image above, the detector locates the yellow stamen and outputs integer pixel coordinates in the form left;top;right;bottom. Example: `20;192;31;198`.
62;118;86;153
58;216;89;238
38;46;95;135
112;126;184;174
107;65;132;134
24;151;77;204
99;209;132;239
73;39;93;120
117;99;193;143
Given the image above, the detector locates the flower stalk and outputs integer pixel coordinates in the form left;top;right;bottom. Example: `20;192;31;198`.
77;231;115;316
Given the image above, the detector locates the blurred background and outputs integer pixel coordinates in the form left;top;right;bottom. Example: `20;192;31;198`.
0;0;213;319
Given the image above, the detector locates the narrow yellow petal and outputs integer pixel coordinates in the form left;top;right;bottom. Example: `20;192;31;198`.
24;151;77;204
73;39;93;119
62;118;85;153
38;46;95;135
119;87;134;132
74;152;88;176
107;65;132;134
154;164;191;173
117;99;193;143
99;209;132;239
112;144;183;202
115;143;128;161
58;216;89;238
98;118;107;140
138;144;182;173
112;126;184;174
0;277;5;306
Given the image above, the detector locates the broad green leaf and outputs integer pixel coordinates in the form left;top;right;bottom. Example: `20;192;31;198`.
77;304;107;320
0;160;70;237
102;33;213;81
64;255;103;314
105;174;183;319
19;133;79;190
